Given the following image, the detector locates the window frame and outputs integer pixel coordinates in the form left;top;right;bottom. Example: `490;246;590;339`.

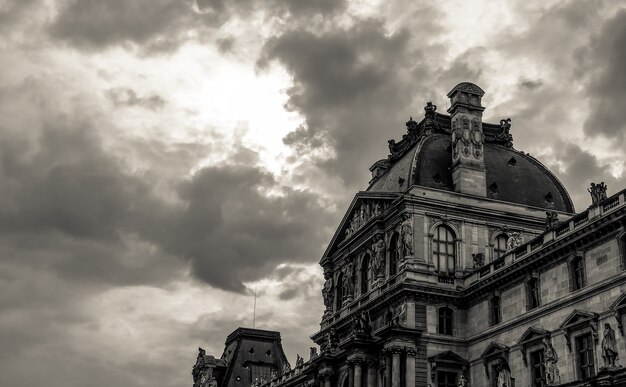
438;306;454;336
432;225;456;274
574;332;596;380
529;348;545;387
567;254;587;292
493;233;508;261
489;293;502;326
526;274;541;310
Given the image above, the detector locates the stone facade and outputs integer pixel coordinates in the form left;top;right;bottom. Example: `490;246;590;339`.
195;83;626;387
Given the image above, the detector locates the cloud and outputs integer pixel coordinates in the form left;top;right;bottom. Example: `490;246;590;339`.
49;0;207;52
106;87;166;110
545;142;624;210
580;9;626;147
258;15;444;190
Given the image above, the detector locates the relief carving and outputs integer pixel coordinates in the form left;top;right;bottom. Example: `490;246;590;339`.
400;213;414;257
371;234;386;279
344;200;388;240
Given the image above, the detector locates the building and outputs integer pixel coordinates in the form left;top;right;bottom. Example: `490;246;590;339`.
193;83;626;387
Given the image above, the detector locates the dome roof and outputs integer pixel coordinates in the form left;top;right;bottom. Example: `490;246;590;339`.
367;111;575;213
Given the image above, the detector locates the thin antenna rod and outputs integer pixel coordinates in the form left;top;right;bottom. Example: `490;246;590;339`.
253;287;257;328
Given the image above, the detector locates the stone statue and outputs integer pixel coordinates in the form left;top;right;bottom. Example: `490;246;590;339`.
352;311;372;337
496;118;513;147
506;232;522;251
588;182;608;205
322;271;334;310
472;253;485;268
193;347;209;386
602;323;620;368
373;201;381;216
271;369;278;380
457;372;468;387
282;362;291;375
343;261;354;297
545;211;560;230
328;327;339;350
400;213;414;257
495;358;511;387
309;347;318;359
295;354;304;368
543;337;561;385
372;235;386;278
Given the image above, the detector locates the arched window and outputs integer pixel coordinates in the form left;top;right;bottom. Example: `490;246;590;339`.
490;294;501;325
527;276;541;310
433;225;456;273
438;306;453;336
336;272;344;309
360;254;370;294
389;233;400;276
493;234;508;260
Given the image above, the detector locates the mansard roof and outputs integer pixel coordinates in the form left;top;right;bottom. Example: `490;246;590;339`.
366;103;574;213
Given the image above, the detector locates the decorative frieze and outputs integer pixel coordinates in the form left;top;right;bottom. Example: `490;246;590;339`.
344;200;389;240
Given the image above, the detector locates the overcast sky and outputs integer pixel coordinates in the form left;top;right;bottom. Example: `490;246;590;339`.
0;0;625;386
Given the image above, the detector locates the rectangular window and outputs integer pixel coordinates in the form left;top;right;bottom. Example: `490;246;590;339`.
250;364;272;384
437;371;457;387
528;278;540;310
530;350;545;387
438;307;453;336
575;333;595;379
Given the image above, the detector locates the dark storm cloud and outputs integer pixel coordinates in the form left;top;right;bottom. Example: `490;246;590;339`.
106;87;166;110
0;79;334;292
258;15;443;188
146;162;335;292
50;0;346;52
49;0;208;51
580;10;626;146
548;142;624;210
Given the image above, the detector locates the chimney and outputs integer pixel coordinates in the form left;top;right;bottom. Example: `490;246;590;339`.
447;82;487;197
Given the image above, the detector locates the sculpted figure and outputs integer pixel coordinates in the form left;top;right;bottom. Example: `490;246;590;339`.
588;182;608;205
309;347;318;359
373;201;381;216
602;323;620;368
343;262;354;297
545;211;559;230
457;372;468;387
472;253;485;268
372;235;386;278
295;354;304;368
321;272;334;310
506;232;522;251
400;213;414;257
543;337;561;385
282;362;291;375
495;358;511;387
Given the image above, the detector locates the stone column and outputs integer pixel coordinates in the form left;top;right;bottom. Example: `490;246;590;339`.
366;360;377;387
353;361;363;387
405;349;416;387
385;351;392;387
391;349;401;387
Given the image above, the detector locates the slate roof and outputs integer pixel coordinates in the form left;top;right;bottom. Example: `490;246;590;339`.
367;113;575;213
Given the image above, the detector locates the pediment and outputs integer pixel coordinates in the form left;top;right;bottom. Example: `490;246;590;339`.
559;309;598;331
517;327;550;346
480;342;509;360
428;350;468;366
321;192;398;261
610;292;626;311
